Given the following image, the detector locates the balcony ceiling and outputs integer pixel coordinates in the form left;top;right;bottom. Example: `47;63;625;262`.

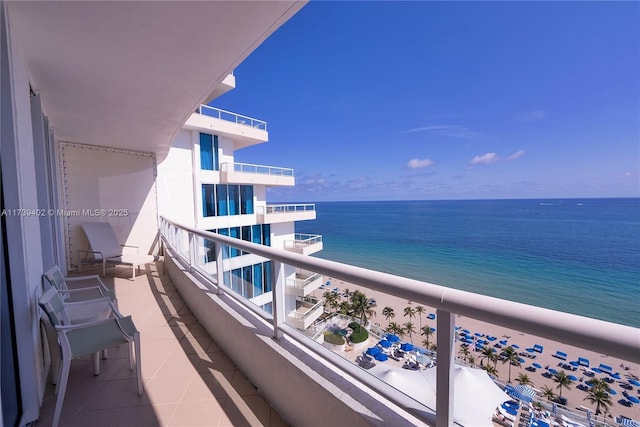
6;1;305;159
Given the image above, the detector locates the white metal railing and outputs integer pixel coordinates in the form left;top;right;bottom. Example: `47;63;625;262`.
286;270;322;289
285;234;322;249
220;162;293;177
258;204;315;215
197;105;267;131
159;217;639;427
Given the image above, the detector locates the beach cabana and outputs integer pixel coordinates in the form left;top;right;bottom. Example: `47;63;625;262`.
366;347;381;356
577;357;589;367
598;363;613;373
378;339;391;348
400;342;413;352
427;313;436;320
533;344;544;353
374;353;388;362
553;350;568;360
385;334;400;343
505;384;536;403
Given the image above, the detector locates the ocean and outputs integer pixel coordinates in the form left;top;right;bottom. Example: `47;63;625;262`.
295;198;640;327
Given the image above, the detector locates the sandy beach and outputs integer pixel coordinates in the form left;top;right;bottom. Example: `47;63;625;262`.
317;277;640;422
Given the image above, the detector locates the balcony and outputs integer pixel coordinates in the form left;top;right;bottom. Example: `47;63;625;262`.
286;269;324;297
284;234;323;255
257;204;316;224
185;106;268;149
220;162;295;186
286;296;324;330
160;218;640;427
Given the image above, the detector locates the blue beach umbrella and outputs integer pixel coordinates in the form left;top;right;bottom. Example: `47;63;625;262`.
568;375;578;381
549;368;558;375
518;358;526;364
532;363;542;369
386;334;400;343
379;339;391;348
609;389;617;395
629;379;640;387
366;347;381;356
627;395;640;404
374;353;388;362
400;342;413;351
512;344;520;349
611;373;622;380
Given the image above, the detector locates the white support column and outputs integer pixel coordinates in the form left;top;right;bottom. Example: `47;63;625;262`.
271;260;286;340
188;232;195;270
215;242;224;295
435;309;455;427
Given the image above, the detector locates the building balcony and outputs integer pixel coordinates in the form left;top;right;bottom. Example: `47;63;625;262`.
284;233;323;255
185;106;268;149
203;72;236;104
285;296;324;330
286;269;324;297
220;162;295;186
257;204;316;224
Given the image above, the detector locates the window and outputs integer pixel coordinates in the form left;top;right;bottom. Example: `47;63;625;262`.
240;185;253;214
227;185;238;215
200;133;218;171
217;185;228;216
202;184;215;217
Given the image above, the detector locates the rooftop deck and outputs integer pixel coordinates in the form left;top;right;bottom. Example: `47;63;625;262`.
36;263;287;427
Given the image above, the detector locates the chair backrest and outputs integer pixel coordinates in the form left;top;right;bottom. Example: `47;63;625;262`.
43;265;68;292
81;222;123;258
39;287;71;327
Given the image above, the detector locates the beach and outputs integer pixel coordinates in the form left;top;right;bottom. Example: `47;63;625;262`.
318;277;640;422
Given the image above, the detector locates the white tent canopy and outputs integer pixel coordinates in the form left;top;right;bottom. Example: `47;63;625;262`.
369;364;510;426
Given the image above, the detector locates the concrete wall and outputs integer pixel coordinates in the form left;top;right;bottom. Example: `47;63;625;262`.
165;254;381;427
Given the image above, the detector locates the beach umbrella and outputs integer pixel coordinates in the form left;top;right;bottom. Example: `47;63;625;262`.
549;368;558;375
518;358;526;364
611;373;622;380
475;332;483;337
379;339;391;348
366;347;381;356
532;363;542;369
568;375;578;381
374;353;388;362
629;379;640;387
626;394;640;404
386;334;400;343
400;342;413;351
569;361;580;367
609;389;617;395
512;344;520;349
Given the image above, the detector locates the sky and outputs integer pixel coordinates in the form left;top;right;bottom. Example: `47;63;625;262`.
211;1;640;202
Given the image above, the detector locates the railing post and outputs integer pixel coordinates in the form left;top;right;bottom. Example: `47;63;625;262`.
435;309;455;427
271;260;286;340
215;241;224;294
188;232;195;270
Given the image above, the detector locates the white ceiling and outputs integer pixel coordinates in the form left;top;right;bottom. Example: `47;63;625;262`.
7;1;305;159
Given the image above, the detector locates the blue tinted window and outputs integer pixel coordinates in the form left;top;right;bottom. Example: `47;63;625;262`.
240;185;254;214
202;184;215;217
253;264;263;297
264;261;272;292
228;185;238;215
229;227;240;257
217;185;228;216
200;133;213;170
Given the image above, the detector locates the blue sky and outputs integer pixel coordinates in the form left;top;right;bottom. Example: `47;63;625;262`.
212;1;639;202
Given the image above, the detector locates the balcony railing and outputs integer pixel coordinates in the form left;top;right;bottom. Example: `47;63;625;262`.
159;217;639;427
197;105;267;131
258;204;315;215
220;162;294;177
285;234;322;250
286;270;322;289
289;296;323;320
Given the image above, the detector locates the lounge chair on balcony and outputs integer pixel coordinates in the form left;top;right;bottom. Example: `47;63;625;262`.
39;286;142;427
78;222;157;279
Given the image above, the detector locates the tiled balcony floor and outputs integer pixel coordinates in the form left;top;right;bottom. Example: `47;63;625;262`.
37;263;288;426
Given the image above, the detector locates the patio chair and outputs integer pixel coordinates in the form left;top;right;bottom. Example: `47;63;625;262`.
78;222;157;279
39;286;142;427
43;264;116;305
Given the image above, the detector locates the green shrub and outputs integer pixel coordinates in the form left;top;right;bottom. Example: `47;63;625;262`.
348;321;360;330
349;328;369;344
324;332;345;345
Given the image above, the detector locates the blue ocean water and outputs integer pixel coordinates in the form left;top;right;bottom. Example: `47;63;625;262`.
295;198;640;327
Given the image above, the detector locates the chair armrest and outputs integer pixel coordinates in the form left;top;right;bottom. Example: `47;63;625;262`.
63;274;110;292
78;249;106;260
59;286;108;298
54;315;131;331
120;244;139;254
64;297;125;319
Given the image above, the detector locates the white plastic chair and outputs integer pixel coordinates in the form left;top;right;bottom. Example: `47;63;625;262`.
78;222;156;279
43;264;116;304
39;287;143;427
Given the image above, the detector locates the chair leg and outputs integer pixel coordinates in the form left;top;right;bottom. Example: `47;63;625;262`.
52;352;71;427
92;351;101;375
102;348;108;360
102;260;106;277
134;331;143;395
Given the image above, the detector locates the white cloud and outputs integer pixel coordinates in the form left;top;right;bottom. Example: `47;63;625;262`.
624;171;631;177
507;150;526;160
404;124;485;138
405;125;456;133
470;152;499;165
407;158;434;169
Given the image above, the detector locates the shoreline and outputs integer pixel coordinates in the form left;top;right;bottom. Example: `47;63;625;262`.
318;277;640;421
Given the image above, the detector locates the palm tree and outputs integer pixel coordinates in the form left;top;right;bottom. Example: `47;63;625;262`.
403;306;416;323
501;346;520;383
349;290;375;325
483;364;498;377
516;373;533;387
552;370;573;401
387;322;404;337
414;305;425;331
382;306;395;326
541;385;556;401
420;326;434;348
583;384;613;415
479;345;496;367
468;355;476;367
459;344;470;362
323;291;339;312
403;321;416;343
338;301;350;315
